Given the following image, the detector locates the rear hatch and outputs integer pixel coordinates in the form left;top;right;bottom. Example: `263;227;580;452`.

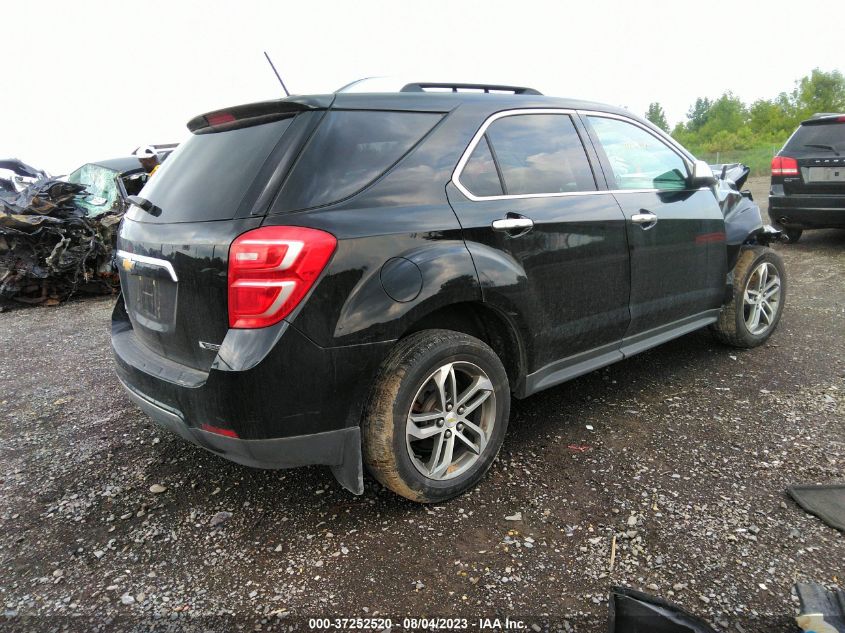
779;115;845;196
116;99;329;372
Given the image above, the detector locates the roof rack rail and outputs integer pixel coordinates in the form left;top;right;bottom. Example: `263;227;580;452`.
400;82;542;95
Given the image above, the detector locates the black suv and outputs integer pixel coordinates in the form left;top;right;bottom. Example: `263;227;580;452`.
113;83;786;502
769;113;845;242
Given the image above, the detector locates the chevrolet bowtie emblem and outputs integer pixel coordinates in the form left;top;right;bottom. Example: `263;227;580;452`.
122;257;134;272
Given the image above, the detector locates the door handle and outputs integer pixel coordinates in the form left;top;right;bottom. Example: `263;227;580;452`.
631;211;658;228
492;217;534;232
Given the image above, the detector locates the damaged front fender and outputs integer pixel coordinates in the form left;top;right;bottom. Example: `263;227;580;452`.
711;163;784;269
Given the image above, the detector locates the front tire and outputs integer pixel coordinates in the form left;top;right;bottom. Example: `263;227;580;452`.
362;329;510;502
711;246;786;348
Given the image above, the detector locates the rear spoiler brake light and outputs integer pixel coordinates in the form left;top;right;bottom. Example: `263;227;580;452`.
187;95;333;133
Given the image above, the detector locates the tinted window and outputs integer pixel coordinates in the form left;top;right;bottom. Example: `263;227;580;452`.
588;116;688;190
484;114;596;195
785;122;845;152
133;117;294;222
279;110;441;210
461;135;504;196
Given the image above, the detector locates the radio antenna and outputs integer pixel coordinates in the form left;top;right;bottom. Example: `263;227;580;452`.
263;51;290;97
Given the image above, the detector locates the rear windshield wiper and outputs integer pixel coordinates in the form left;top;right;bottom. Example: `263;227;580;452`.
803;143;841;156
127;195;162;217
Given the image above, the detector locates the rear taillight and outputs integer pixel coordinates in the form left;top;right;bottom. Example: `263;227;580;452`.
772;156;799;176
228;226;336;329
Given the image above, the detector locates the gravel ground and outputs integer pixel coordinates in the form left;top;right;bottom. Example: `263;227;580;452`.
1;180;843;632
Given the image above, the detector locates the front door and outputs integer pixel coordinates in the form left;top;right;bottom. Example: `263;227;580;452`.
583;114;727;350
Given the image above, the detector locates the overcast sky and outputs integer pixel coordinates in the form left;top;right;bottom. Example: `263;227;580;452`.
3;0;842;174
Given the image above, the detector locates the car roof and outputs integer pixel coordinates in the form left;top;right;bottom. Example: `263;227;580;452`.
192;91;644;130
331;91;635;118
85;156;145;174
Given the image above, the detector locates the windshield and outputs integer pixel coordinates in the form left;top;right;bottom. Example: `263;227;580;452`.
67;164;121;217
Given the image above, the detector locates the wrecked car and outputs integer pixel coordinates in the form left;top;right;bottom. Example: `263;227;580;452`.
0;149;177;306
113;82;787;502
0;158;47;194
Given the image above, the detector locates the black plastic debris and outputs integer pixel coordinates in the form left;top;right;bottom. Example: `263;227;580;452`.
0;175;122;305
0;158;47;193
795;582;845;633
609;586;718;633
788;484;845;533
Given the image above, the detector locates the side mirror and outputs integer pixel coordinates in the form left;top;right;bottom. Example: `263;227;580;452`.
690;159;717;187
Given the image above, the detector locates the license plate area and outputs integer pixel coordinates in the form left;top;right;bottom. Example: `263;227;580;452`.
806;166;845;183
123;271;177;333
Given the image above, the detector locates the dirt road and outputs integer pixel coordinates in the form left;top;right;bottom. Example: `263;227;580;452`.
1;186;843;631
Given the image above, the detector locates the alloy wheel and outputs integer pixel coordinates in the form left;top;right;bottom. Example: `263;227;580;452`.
743;262;782;335
405;361;496;480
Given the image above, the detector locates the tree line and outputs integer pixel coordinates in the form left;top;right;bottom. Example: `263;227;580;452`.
645;68;845;155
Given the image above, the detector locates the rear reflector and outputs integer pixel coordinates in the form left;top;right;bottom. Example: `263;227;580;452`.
228;226;337;329
772;156;799;176
200;423;239;438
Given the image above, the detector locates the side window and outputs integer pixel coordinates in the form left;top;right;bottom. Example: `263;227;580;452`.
588;116;689;191
461;135;504;197
484;114;596;195
279;110;441;210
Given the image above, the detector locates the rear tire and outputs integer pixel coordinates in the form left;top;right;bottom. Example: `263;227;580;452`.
711;246;786;348
362;329;510;503
783;227;803;243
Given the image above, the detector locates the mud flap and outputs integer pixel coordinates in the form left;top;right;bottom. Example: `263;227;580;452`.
330;427;364;495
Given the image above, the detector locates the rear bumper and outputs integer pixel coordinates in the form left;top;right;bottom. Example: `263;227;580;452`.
112;297;393;494
120;378;363;492
769;194;845;228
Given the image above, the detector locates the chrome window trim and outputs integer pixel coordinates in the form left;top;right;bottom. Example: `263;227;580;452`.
116;250;179;283
452;108;596;202
451;108;699;202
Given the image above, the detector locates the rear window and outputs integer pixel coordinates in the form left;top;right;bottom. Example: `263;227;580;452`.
484;114;596;195
784;122;845;153
276;110;441;211
130;117;294;222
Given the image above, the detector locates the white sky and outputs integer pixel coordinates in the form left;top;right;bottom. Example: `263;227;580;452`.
3;0;842;175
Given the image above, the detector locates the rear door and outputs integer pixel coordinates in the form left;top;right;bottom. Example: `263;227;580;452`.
447;109;631;378
582;113;727;350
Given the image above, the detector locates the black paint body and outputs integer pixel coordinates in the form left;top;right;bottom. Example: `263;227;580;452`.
112;91;759;492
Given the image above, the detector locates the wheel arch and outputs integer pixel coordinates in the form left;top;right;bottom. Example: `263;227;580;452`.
400;301;527;394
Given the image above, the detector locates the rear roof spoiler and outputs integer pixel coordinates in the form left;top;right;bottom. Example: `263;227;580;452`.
400;82;542;95
801;113;845;125
187;95;334;133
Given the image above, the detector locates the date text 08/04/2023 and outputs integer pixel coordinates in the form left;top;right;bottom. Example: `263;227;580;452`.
308;616;529;630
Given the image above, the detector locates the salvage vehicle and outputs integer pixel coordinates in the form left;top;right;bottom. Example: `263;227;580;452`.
0;149;176;305
66;147;176;217
112;83;786;502
769;113;845;242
